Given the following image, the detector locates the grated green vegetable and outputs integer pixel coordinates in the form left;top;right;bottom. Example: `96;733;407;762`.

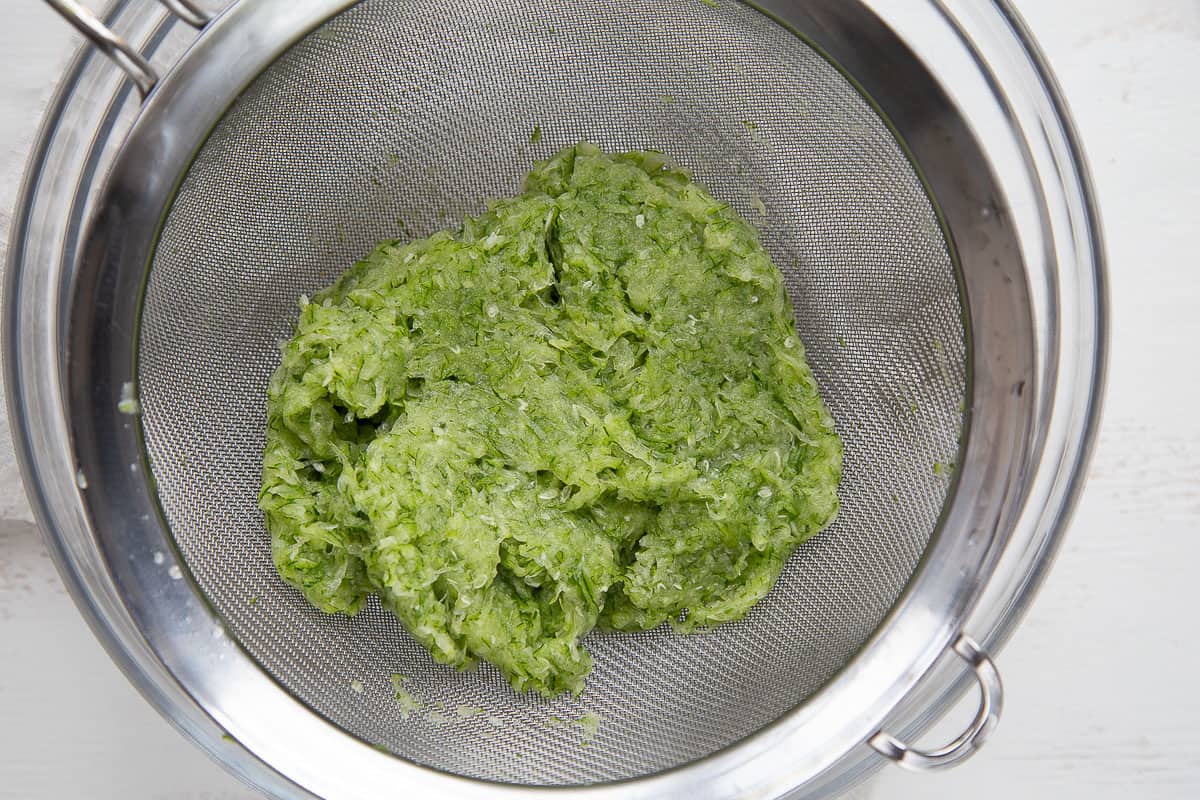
750;192;768;217
577;711;601;744
742;120;765;145
390;673;421;718
118;381;140;415
260;144;842;697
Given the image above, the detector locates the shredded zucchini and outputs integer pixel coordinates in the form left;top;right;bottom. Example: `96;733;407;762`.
260;144;842;696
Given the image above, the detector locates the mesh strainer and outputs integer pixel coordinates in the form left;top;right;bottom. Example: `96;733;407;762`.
6;0;1106;798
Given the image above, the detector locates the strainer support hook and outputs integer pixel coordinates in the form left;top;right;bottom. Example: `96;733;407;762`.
41;0;213;98
868;634;1003;772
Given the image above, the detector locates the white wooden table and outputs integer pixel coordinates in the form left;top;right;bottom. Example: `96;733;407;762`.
1;2;1196;798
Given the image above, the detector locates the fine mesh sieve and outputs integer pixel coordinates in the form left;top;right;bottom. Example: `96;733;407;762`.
11;0;1109;796
138;0;963;785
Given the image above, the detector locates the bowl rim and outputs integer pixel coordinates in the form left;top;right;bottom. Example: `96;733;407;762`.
4;1;1107;798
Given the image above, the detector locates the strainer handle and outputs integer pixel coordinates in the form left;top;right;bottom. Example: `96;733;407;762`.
41;0;213;98
868;634;1004;772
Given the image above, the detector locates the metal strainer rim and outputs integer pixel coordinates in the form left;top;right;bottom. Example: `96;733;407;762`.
65;0;1028;788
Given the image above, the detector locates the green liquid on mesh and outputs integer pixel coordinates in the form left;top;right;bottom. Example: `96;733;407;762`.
260;144;842;697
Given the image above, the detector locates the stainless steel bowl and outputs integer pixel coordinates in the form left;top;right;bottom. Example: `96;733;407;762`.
5;1;1105;797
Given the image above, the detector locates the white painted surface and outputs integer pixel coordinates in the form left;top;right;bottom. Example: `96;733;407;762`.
0;1;1196;798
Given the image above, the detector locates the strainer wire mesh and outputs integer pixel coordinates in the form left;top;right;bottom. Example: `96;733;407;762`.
139;0;964;785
